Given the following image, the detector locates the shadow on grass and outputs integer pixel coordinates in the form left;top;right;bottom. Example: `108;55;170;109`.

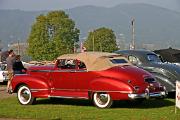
35;98;175;109
167;92;175;99
36;98;93;107
113;99;175;109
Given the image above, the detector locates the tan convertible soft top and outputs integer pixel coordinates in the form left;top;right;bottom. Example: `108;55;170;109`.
57;52;131;71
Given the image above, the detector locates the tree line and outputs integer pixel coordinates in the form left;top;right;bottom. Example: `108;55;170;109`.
27;10;118;61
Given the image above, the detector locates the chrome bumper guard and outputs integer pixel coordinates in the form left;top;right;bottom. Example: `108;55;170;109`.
128;91;167;99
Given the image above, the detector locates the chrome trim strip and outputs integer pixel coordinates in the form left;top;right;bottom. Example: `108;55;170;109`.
155;75;175;87
14;74;28;76
51;88;76;91
93;90;132;94
30;70;52;72
54;70;87;72
51;88;88;91
31;88;132;94
51;88;132;94
48;96;88;99
31;89;49;92
30;69;87;73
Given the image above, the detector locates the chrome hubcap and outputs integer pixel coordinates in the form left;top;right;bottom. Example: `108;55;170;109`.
96;93;108;105
20;89;30;102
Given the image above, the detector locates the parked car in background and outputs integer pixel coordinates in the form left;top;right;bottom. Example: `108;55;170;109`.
154;48;180;64
154;48;180;67
115;50;180;94
11;52;166;108
0;63;9;82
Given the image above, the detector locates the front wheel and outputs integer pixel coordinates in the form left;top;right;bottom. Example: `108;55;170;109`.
17;85;36;105
93;92;113;108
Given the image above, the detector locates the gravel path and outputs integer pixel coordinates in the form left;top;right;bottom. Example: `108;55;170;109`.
0;86;15;99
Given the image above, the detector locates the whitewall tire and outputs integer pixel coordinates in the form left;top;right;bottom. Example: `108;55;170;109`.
17;85;36;105
93;92;113;108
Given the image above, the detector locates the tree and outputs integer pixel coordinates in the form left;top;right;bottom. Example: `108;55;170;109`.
84;27;118;52
27;11;80;61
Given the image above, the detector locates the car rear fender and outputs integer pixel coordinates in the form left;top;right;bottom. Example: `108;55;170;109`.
89;77;134;98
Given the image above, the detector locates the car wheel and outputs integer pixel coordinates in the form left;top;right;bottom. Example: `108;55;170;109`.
17;85;36;105
93;92;113;108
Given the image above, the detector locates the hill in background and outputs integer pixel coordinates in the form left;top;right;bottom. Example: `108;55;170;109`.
0;3;180;50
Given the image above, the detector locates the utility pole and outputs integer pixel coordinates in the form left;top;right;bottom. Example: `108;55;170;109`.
17;40;20;55
130;18;135;50
93;31;95;52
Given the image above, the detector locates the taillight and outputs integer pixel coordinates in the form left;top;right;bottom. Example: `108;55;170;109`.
133;86;140;93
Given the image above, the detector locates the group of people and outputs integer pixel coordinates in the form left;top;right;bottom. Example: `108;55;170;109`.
5;50;26;93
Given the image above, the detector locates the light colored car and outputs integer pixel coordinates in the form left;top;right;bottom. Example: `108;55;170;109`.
0;63;9;82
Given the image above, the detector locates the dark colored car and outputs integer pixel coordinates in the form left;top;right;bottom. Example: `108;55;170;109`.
154;48;180;66
115;50;180;94
11;52;166;108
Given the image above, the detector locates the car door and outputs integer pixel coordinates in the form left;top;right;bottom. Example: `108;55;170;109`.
50;59;78;97
72;60;89;98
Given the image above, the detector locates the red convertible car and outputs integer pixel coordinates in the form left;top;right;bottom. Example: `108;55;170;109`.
11;52;166;108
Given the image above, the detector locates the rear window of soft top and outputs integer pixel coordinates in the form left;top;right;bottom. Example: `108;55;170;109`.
110;59;128;64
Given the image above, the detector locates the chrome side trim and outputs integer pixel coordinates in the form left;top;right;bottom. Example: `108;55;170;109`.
48;96;88;99
30;88;132;93
155;75;175;87
30;88;132;94
51;88;132;94
31;89;49;92
93;90;132;94
14;74;28;76
30;70;52;72
50;88;80;91
30;69;87;73
54;70;87;72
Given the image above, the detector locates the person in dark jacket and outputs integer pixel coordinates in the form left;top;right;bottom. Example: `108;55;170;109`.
13;55;26;74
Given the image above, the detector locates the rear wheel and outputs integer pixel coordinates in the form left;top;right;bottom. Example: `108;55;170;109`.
17;85;36;105
93;92;113;108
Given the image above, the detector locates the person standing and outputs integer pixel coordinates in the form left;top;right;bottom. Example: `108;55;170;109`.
6;50;16;93
13;55;26;74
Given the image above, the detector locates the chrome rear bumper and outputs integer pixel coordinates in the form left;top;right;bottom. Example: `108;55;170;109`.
128;91;167;99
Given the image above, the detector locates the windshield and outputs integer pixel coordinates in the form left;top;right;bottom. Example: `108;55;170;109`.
147;54;162;62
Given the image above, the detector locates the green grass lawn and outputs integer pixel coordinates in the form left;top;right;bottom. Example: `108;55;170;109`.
0;97;180;120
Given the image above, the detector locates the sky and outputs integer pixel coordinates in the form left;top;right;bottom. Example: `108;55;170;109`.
0;0;179;11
